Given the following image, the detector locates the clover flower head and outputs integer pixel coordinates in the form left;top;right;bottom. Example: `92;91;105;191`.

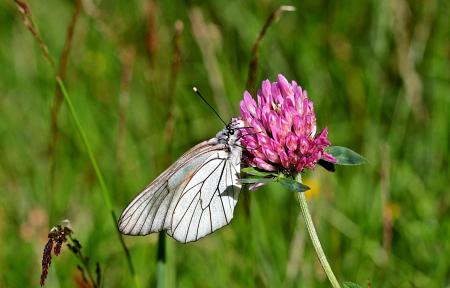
240;74;335;174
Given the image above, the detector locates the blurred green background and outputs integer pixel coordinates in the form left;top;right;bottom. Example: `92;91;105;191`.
1;0;449;287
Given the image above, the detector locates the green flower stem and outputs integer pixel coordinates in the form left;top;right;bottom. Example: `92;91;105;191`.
297;192;341;288
156;232;166;288
56;77;140;288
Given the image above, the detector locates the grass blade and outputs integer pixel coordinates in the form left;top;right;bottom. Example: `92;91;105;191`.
56;78;140;288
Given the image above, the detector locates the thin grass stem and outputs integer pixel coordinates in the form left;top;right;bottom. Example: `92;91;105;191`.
155;20;184;288
56;77;140;288
14;1;139;285
246;5;296;95
48;0;82;204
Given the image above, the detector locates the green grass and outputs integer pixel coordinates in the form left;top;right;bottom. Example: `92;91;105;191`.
1;0;449;287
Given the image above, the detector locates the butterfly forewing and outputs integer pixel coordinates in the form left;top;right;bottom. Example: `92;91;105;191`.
118;141;223;236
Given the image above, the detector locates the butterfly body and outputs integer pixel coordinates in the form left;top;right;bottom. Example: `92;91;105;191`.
118;118;243;243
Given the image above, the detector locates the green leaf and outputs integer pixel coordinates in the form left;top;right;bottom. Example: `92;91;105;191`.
318;159;335;172
241;167;278;177
326;146;367;165
342;282;363;288
239;177;277;184
278;178;310;192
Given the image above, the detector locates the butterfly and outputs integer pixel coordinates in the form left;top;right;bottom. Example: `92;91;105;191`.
118;118;244;243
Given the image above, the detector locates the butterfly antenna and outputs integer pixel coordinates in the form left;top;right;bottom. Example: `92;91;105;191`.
193;87;227;126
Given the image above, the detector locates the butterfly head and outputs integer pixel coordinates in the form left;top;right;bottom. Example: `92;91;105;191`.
216;118;244;147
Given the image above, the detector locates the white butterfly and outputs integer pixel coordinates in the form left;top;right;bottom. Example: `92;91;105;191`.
118;118;244;243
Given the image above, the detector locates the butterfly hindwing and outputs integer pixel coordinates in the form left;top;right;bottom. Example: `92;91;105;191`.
168;149;241;243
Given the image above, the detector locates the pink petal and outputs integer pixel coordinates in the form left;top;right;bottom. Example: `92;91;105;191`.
293;115;304;136
277;74;292;98
322;152;337;163
262;146;280;163
271;139;285;154
299;137;310;154
279;118;290;140
242;91;257;117
242;137;258;149
272;83;283;105
288;151;299;166
240;109;252;123
315;128;331;146
279;150;290;168
262;80;272;100
269;118;281;143
257;93;264;107
257;133;271;147
251;118;265;133
249;182;267;191
254;158;277;171
281;106;292;124
252;148;266;159
285;132;298;152
294;87;303;109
